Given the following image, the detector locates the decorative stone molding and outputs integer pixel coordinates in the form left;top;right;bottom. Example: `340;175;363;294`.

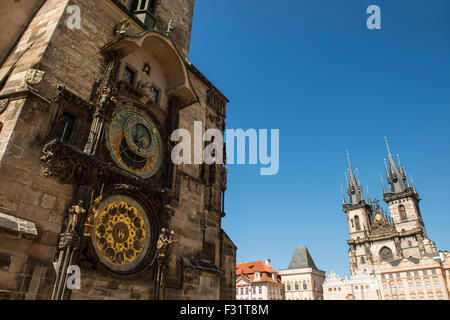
0;209;38;238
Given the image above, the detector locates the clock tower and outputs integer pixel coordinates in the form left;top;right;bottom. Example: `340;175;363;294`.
0;0;236;300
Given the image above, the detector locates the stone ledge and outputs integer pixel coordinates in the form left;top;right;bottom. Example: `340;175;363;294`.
0;207;38;238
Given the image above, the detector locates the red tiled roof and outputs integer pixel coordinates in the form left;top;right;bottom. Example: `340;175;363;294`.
236;261;277;275
236;261;282;284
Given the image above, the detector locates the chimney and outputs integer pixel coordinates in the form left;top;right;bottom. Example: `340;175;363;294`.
265;259;271;267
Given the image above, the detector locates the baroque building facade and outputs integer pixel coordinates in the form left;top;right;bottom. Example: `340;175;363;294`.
278;246;326;300
0;0;236;300
343;139;436;275
323;269;381;300
235;259;284;300
377;252;450;300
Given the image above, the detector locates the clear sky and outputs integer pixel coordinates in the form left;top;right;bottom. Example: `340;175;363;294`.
189;0;450;276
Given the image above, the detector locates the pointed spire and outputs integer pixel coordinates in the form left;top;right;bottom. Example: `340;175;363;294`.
396;154;405;175
340;185;346;205
380;173;387;194
384;137;407;194
346;151;363;205
366;186;372;206
410;174;418;194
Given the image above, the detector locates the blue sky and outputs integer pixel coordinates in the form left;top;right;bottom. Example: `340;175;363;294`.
189;0;450;276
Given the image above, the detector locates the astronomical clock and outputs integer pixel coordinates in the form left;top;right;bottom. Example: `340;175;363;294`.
105;104;164;179
91;194;154;274
84;100;166;275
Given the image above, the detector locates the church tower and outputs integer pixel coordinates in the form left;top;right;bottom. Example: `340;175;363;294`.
342;153;374;273
343;152;372;241
342;139;437;274
381;138;435;258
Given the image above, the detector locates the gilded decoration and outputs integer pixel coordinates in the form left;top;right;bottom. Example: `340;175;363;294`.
94;201;147;266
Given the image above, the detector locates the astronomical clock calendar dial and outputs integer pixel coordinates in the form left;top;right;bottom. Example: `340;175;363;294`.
91;195;153;274
106;105;163;179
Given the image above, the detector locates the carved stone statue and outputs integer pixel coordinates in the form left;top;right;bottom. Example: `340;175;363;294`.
68;200;86;232
138;81;154;100
156;228;178;261
83;195;102;237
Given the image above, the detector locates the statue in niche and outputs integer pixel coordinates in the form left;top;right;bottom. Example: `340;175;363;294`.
67;200;86;232
138;81;154;100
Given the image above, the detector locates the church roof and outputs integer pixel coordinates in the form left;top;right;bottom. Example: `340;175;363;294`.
287;246;318;270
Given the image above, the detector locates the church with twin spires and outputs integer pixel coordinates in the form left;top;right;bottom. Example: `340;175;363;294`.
342;139;437;274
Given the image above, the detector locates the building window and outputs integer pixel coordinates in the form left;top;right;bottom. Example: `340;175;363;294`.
389;273;393;279
414;271;419;277
303;282;307;290
431;269;437;275
259;286;262;294
295;282;299;291
354;215;361;231
434;280;440;289
396;273;401;279
429;295;434;300
425;281;431;289
408;282;414;290
406;272;411;277
361;257;365;264
399;205;407;221
381;274;385;279
379;247;394;262
383;285;388;292
416;282;422;290
123;66;136;86
132;0;157;13
398;284;403;291
390;284;396;292
438;295;443;300
423;270;428;276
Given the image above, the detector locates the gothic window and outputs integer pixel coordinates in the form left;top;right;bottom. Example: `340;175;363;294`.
287;283;291;291
295;282;299;291
303;281;307;290
354;215;361;231
361;257;365;264
379;247;393;262
203;241;215;263
399;205;407;221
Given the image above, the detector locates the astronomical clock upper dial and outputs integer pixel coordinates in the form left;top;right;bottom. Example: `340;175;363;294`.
105;105;163;179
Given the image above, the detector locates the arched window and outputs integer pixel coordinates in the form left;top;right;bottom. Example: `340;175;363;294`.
399;205;407;221
379;246;394;262
303;281;307;290
361;256;365;264
354;215;361;230
295;282;299;291
287;283;291;291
